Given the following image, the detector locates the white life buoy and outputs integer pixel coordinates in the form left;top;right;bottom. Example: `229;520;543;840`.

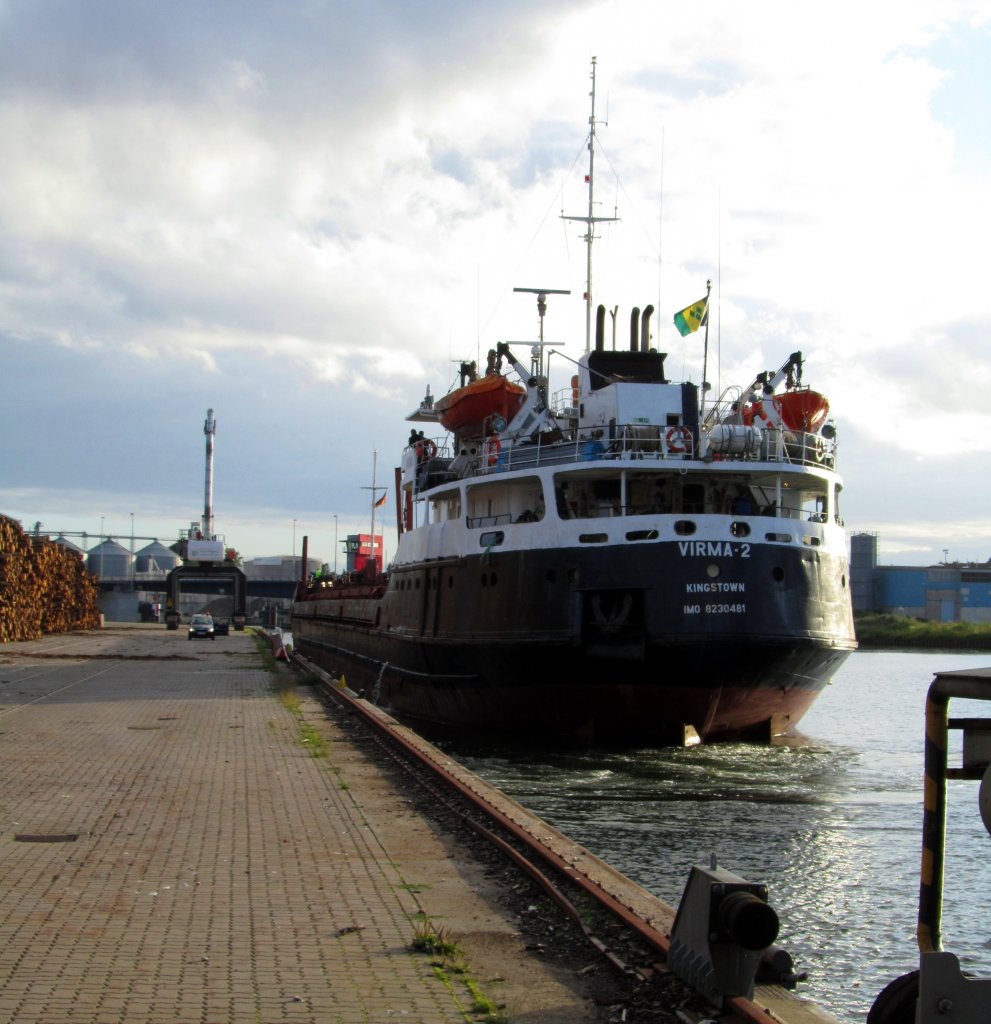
665;426;692;453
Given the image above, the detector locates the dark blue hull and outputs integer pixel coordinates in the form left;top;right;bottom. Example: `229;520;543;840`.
293;539;856;744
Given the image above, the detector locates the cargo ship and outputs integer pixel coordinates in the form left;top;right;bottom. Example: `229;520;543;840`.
292;62;856;745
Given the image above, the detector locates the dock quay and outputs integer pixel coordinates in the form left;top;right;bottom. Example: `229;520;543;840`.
0;625;838;1024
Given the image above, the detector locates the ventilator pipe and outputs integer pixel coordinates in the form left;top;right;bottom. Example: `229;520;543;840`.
641;305;654;350
630;307;641;352
595;304;606;352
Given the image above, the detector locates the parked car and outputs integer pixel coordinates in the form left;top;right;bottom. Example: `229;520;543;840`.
188;614;215;640
214;619;230;636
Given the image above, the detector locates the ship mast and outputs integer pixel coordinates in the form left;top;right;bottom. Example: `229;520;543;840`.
562;56;618;352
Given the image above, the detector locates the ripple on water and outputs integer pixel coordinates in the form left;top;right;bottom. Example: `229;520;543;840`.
439;652;991;1023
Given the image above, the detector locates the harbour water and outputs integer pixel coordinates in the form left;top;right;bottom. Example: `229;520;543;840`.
441;651;991;1023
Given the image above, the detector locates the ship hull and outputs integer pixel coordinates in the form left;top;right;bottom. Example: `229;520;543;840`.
293;538;856;744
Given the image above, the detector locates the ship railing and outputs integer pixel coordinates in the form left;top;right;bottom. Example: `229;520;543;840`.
468;500;843;526
474;422;836;474
550;385;580;419
701;385;744;431
760;427;837;469
465;512;518;528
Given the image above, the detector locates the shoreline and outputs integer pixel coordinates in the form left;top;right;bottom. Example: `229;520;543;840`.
854;613;991;651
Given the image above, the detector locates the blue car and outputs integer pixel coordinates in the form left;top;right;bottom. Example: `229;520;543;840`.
187;614;215;640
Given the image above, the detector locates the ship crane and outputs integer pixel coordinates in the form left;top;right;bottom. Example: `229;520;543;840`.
746;352;804;403
488;287;571;445
740;352;804;431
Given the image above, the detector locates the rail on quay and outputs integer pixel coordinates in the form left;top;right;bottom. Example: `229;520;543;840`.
292;650;840;1024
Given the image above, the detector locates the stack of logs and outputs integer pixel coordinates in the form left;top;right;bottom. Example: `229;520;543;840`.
0;515;102;642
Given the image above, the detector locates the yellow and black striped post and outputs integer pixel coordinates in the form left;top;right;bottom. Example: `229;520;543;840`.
918;681;949;953
917;669;991;954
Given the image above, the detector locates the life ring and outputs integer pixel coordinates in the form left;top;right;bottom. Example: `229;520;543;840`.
484;435;501;466
416;438;437;462
665;426;692;453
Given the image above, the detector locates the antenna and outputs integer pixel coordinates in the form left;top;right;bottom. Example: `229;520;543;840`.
513;287;570;377
561;56;619;352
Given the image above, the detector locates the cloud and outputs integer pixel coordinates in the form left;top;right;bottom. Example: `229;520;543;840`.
2;0;989;562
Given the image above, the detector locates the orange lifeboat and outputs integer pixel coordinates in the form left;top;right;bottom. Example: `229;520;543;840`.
773;389;830;432
435;374;526;437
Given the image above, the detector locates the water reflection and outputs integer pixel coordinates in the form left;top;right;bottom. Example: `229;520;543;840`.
437;652;991;1024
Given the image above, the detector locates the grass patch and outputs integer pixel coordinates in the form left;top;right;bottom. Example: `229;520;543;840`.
248;629;280;678
855;613;991;649
410;920;507;1023
275;687;330;759
411;920;460;958
249;631;330;758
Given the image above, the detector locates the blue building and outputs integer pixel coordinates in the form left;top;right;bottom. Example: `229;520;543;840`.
850;532;991;623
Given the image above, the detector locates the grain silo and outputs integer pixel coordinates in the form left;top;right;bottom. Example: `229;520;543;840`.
135;540;180;574
86;539;133;579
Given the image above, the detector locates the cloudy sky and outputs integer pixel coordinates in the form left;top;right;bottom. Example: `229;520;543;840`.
2;0;989;566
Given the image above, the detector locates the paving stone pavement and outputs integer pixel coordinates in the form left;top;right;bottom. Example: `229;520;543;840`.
0;625;505;1024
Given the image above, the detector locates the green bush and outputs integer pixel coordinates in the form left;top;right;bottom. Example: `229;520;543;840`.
855;613;991;649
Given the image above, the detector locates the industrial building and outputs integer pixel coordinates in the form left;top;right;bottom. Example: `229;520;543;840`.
850;532;991;623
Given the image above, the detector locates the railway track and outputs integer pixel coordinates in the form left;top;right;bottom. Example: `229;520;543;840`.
293;651;834;1024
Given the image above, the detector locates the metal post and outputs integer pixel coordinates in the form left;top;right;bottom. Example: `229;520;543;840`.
333;515;338;575
700;279;713;422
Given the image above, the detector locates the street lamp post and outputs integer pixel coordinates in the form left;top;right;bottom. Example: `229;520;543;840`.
333;515;338;575
292;519;297;581
99;515;105;580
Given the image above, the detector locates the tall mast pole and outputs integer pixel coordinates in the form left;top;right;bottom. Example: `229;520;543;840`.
369;449;377;571
202;408;216;539
361;450;384;573
584;58;598;352
699;279;713;421
562;56;618;352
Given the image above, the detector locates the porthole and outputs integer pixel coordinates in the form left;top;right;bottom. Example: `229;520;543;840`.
674;520;696;536
707;563;721;579
730;521;751;538
772;567;785;583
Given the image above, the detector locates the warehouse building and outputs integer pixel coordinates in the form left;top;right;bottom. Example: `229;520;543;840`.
850;532;991;623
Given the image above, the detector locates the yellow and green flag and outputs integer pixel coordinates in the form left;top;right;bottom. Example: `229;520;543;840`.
673;297;708;337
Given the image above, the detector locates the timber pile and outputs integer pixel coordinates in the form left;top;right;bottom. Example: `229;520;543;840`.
0;515;101;642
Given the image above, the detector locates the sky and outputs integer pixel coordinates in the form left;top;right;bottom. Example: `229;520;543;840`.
2;0;990;567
